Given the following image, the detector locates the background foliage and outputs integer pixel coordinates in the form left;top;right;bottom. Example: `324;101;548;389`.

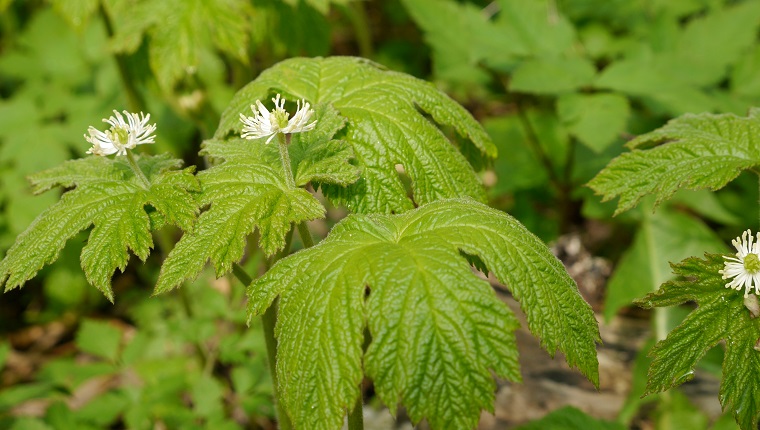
1;0;759;428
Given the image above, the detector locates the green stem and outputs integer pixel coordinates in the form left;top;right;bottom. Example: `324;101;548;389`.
514;97;562;192
263;299;290;429
297;222;315;249
232;262;292;430
125;151;151;188
347;394;364;430
277;134;316;249
339;2;373;58
278;134;296;189
100;4;147;112
757;172;760;230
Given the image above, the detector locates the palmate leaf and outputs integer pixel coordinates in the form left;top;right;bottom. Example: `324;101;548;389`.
588;109;760;215
0;155;198;301
154;104;355;293
214;56;496;214
635;254;760;430
247;198;600;430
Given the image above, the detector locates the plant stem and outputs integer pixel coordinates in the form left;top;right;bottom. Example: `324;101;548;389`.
125;151;151;188
232;262;293;430
277;134;316;249
347;393;364;430
339;2;373;58
262;300;287;426
278;134;296;188
514;97;563;192
100;4;147;113
297;222;315;249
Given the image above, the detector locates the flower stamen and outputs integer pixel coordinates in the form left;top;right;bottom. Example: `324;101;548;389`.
239;94;316;143
85;110;156;156
719;229;760;298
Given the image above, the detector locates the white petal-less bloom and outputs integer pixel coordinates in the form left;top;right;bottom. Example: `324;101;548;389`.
719;229;760;298
239;94;316;144
85;110;157;156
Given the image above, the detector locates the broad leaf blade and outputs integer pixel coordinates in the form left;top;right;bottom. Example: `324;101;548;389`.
0;155;198;301
635;254;760;430
154;139;325;294
289;103;360;187
215;57;496;214
247;198;599;430
588;110;760;215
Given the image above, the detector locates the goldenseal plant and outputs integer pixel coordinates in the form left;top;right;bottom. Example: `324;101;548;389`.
1;57;601;430
590;109;760;429
0;110;198;302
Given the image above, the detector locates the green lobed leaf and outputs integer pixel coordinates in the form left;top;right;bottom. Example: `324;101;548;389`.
288;103;360;187
587;109;760;215
635;254;760;430
153;117;347;292
154;104;354;293
215;56;496;214
247;198;599;430
0;154;199;301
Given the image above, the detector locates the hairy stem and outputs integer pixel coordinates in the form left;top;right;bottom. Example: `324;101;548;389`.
278;134;316;249
278;134;296;189
124;151;151;188
297;222;315;249
233;262;292;430
347;393;364;430
100;5;147;113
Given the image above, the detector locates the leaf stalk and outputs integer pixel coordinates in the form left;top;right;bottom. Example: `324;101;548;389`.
347;393;364;430
233;262;293;430
124;150;151;188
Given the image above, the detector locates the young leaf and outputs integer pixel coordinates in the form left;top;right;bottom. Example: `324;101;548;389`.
588;109;760;215
635;254;760;430
154;106;353;294
0;155;198;301
247;198;600;430
214;56;496;214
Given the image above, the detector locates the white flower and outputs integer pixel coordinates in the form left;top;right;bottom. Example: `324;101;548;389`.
239;94;316;144
720;229;760;298
85;110;157;156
